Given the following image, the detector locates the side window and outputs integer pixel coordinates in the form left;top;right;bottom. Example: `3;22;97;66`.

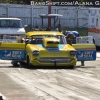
36;38;42;44
0;20;7;27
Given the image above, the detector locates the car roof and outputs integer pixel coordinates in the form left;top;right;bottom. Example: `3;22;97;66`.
26;31;64;37
0;18;21;20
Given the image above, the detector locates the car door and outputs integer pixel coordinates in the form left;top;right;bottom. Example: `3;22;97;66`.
72;44;96;61
0;42;25;60
72;36;96;61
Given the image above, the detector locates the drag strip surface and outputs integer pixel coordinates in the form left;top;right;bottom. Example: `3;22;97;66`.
0;59;100;100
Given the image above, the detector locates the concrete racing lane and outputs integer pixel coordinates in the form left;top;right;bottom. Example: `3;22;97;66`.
0;52;100;100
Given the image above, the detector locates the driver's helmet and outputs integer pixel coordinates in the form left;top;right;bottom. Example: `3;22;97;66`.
66;31;75;39
72;31;79;37
65;31;79;37
65;31;71;35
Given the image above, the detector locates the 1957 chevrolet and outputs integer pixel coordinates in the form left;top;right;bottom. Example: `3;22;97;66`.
0;31;96;68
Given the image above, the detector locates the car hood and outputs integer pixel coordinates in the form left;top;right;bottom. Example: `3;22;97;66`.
26;44;75;51
26;44;76;58
0;27;26;34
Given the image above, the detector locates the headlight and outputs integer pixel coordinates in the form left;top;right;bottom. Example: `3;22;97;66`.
70;51;76;56
32;50;40;56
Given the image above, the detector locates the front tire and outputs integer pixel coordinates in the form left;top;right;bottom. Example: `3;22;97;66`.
11;61;19;67
27;56;32;69
67;66;75;69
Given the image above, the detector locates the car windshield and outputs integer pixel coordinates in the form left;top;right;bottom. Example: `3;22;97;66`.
0;20;23;28
28;35;67;44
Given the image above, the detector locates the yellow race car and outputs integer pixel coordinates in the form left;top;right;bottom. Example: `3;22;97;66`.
25;31;77;68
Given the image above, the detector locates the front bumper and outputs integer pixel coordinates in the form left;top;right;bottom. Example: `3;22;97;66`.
30;58;77;66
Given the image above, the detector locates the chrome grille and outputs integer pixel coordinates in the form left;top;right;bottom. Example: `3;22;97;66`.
37;58;72;63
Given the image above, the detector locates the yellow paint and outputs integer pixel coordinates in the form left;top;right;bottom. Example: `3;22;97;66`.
0;43;25;50
26;31;64;37
72;44;96;50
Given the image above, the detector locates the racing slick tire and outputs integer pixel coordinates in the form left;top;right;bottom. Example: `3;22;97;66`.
11;61;19;67
20;61;26;65
67;66;75;69
27;56;33;69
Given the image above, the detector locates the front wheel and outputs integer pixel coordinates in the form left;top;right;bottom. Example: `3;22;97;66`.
11;61;19;67
67;66;75;69
27;56;32;69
